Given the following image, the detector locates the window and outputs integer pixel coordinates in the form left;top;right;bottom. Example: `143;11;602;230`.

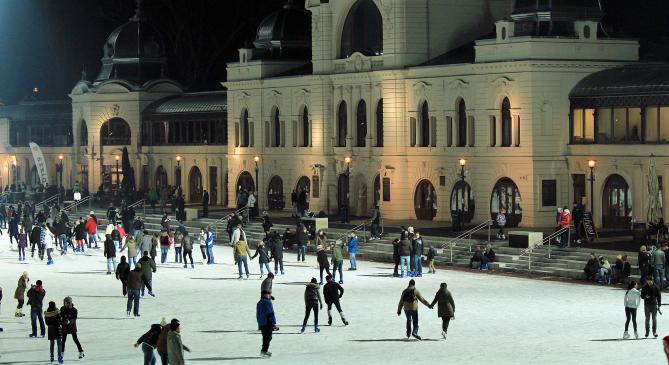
457;99;467;147
514;115;520;147
645;107;669;143
234;123;240;147
272;107;281;147
597;108;612;143
468;116;475;147
490;116;496;146
410;118;417;147
337;101;347;147
376;99;383;147
430;117;437;147
292;121;298;147
241;110;250;147
446;116;453;147
80;120;88;146
356;100;367;147
419;101;430;147
501;97;512;147
382;177;391;201
341;0;383;58
100;118;131;146
541;179;557;207
301;106;310;147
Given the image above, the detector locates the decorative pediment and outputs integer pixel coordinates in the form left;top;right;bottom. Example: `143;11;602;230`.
345;52;372;73
377;0;394;32
491;76;515;89
295;89;311;107
447;79;470;90
413;81;432;101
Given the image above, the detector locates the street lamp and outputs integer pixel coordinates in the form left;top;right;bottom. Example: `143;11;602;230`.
254;156;260;212
11;155;17;187
343;156;352;223
57;155;64;188
175;155;182;188
115;155;120;193
588;160;596;213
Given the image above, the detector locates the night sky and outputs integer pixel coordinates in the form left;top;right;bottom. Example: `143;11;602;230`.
0;0;667;103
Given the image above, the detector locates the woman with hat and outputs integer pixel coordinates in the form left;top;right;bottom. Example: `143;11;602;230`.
14;271;29;317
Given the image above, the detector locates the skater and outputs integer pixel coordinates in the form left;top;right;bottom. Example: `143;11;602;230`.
14;271;28;317
412;232;424;276
42;223;55;265
27;280;46;338
392;239;400;277
205;225;215;264
331;239;344;284
496;208;506;240
251;241;272;278
317;245;331;284
323;275;348;326
121;235;139;268
127;263;143;317
138;251;157;297
74;219;86;253
261;273;274;297
182;231;194;269
257;290;277;358
85;212;99;249
61;296;85;359
623;281;641;339
104;234;117;274
262;212;273;238
159;230;170;264
300;278;323;333
30;224;41;258
347;231;358;270
44;301;63;364
198;227;207;264
116;256;130;296
232;233;252;279
167;319;190;365
396;279;431;340
173;230;183;264
269;231;284;275
429;282;456;340
17;227;27;261
296;223;309;262
398;232;412;278
426;245;436;274
639;245;652;284
202;189;209;218
157;319;170;365
641;277;662;338
135;322;163;365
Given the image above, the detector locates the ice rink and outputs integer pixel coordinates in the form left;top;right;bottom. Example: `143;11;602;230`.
0;239;665;364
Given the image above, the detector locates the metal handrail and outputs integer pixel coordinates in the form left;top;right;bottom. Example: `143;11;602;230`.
441;220;493;263
520;225;573;270
128;199;146;217
35;194;61;211
213;206;249;242
64;195;91;212
333;222;366;244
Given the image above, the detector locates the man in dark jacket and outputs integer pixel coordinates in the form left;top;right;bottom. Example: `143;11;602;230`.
127;264;144;317
116;256;131;296
399;235;412;278
392;239;401;277
584;253;600;281
104;234;117;274
256;291;277;358
138;252;156;298
301;278;323;333
30;225;42;258
370;205;381;240
27;280;46;337
641;277;662;338
269;232;284;275
296;223;309;262
202;190;210;218
323;275;348;326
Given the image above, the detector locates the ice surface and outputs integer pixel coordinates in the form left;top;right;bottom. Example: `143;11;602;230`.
0;238;665;364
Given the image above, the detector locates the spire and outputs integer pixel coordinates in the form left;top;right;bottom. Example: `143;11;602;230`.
131;0;143;21
284;0;294;9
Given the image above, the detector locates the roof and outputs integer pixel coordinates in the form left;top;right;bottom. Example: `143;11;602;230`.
0;100;72;122
570;63;669;107
143;92;227;116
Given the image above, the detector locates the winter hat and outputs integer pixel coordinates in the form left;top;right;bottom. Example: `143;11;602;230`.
160;317;167;326
267;272;274;279
310;278;318;284
407;227;414;234
22;271;28;277
47;301;56;310
440;282;448;288
89;211;94;215
409;279;415;286
317;245;324;251
563;209;570;214
170;318;180;331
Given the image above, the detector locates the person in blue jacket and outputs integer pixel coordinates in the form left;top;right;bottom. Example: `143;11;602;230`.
347;232;358;270
256;290;277;358
205;225;216;264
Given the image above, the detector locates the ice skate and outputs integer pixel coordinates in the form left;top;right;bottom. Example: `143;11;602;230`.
260;351;272;358
47;259;54;265
300;326;306;333
314;325;320;333
623;331;630;339
411;332;421;340
328;316;332;326
654;332;658;338
441;331;447;340
634;331;639;339
79;352;85;359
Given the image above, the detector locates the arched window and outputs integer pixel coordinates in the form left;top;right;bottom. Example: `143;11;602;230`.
301;106;309;147
100;118;131;146
241;109;250;147
272;107;281;147
356;100;367;147
490;177;522;227
502;97;512;147
420;101;430;147
602;174;632;229
337;101;347;147
376;99;384;147
341;0;383;58
457;99;467;147
79;120;88;146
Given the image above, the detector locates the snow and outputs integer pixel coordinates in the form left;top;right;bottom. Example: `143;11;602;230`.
0;238;665;365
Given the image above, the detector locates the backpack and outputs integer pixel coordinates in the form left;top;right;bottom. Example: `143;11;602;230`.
402;288;416;302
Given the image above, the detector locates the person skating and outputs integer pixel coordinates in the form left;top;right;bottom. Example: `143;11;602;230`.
317;245;331;284
181;231;194;269
296;223;309;262
30;224;41;258
261;273;274;298
251;241;272;279
42;223;55;265
398;233;412;278
18;227;27;261
116;256;130;297
121;235;139;268
85;212;99;249
392;239;400;277
429;282;455;340
323;275;348;326
14;271;28;317
138;251;157;297
197;227;207;264
496;208;507;240
426;245;436;274
135;322;163;365
205;225;215;264
104;234;117;275
60;297;84;359
127;263;144;317
233;233;252;279
269;231;284;275
301;278;323;333
167;319;190;365
44;301;63;364
641;277;662;338
623;281;641;339
331;240;344;284
347;231;358;270
257;290;277;358
397;279;431;340
27;279;46;338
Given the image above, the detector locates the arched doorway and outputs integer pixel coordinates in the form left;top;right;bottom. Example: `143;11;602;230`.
414;180;437;220
490;178;522;227
237;171;255;193
451;180;475;223
337;174;349;214
100;118;131;146
155;166;168;189
189;166;203;203
268;176;284;211
602;174;632;229
296;176;310;211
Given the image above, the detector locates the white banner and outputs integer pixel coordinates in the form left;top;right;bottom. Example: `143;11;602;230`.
28;142;50;186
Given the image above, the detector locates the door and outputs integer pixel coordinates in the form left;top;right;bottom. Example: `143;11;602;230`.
338;174;349;213
155;166;168;190
189;166;203;203
268;176;284;210
296;176;310;210
490;177;522;227
451;180;475;223
209;166;218;205
602;174;631;229
414;179;437;220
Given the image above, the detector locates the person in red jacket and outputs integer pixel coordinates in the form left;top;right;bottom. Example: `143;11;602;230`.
559;208;572;248
85;212;99;249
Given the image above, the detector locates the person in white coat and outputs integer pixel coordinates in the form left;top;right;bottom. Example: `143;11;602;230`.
42;223;56;265
624;280;641;339
247;192;257;220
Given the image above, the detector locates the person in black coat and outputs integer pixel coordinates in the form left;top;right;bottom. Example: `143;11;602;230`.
134;323;163;364
115;256;130;296
269;232;284;275
30;225;42;258
641;277;662;338
44;301;62;363
104;234;117;275
323;275;348;326
60;296;84;359
584;253;600;281
317;245;331;284
262;212;273;238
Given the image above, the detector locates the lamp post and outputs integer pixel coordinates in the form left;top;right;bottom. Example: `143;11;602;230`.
344;156;352;223
459;158;467;226
57;155;64;188
588;160;596;213
11;155;16;187
254;156;260;212
115;155;120;193
175;155;182;188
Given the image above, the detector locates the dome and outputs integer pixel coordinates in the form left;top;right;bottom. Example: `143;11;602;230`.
253;0;311;59
510;0;603;36
95;7;169;86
